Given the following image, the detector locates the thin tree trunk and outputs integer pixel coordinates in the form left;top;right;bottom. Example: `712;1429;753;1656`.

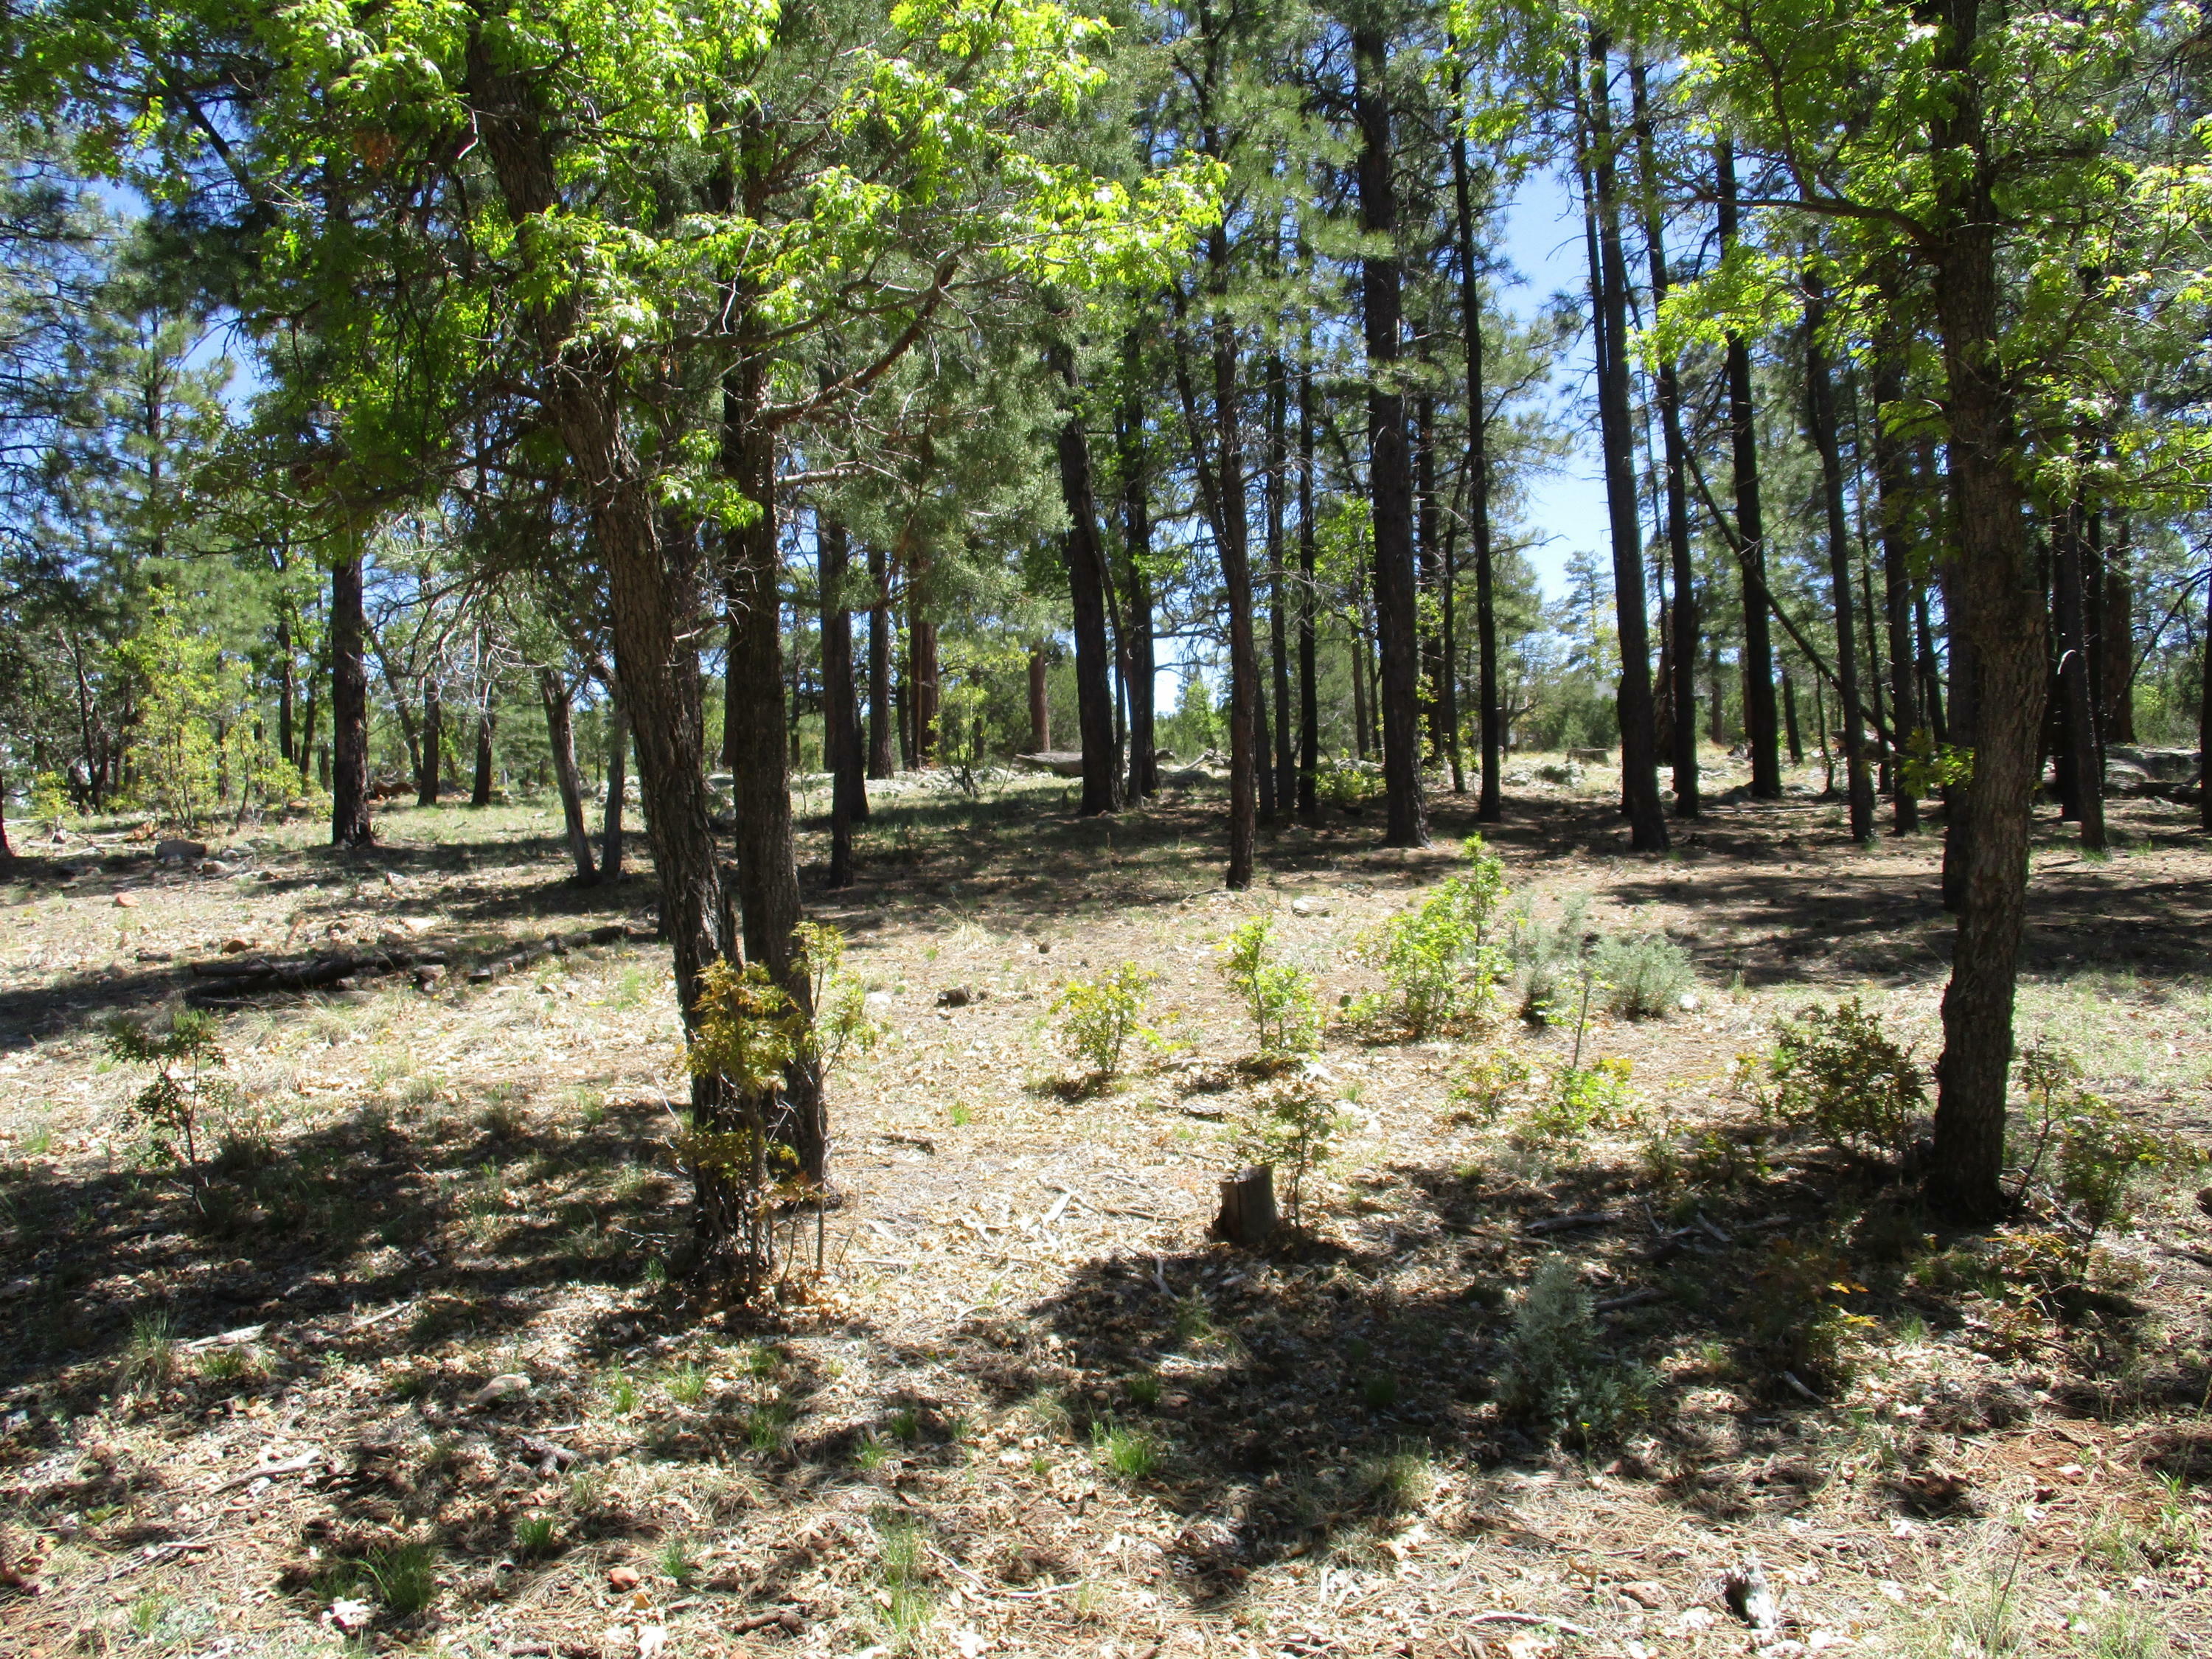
1781;663;1804;763
1119;329;1158;800
2200;571;2212;832
1416;391;1444;765
1585;31;1666;851
822;515;860;888
1632;58;1698;818
1028;646;1050;751
472;707;495;806
1719;140;1781;799
1803;276;1875;843
1297;355;1319;818
1919;587;1947;742
866;543;893;778
541;668;599;883
330;537;374;846
417;678;443;806
1267;354;1294;818
2104;515;2135;742
1354;25;1427;849
1212;270;1259;884
600;684;627;880
1049;336;1121;815
276;611;296;768
2055;497;2107;849
1449;119;1502;823
1872;348;1921;833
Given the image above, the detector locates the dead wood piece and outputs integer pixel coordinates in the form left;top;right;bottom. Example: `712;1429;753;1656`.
206;1450;327;1495
880;1132;937;1154
1594;1288;1664;1313
731;1610;804;1635
100;1534;218;1584
1524;1210;1615;1234
181;1324;265;1352
1212;1165;1277;1249
513;1433;581;1476
1464;1611;1596;1639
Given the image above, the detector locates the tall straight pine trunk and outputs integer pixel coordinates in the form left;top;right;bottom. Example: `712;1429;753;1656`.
1585;32;1666;851
1803;276;1875;843
1718;141;1781;799
1450;105;1503;821
1354;24;1427;849
330;532;374;846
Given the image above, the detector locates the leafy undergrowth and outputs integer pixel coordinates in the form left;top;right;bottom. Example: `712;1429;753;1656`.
1;771;2210;1657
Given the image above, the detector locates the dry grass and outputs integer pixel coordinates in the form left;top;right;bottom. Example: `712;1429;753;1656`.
1;759;2208;1658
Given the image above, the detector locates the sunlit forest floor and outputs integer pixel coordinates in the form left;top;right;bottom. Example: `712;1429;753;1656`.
1;754;2208;1659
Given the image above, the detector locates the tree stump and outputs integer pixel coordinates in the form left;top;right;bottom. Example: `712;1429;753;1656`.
1213;1165;1278;1248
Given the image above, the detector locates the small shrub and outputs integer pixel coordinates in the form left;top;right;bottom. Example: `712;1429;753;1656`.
104;1008;240;1173
1497;1259;1651;1449
1506;894;1590;1020
2057;1096;2175;1261
1742;1237;1874;1389
1220;916;1321;1057
1315;757;1383;807
122;1309;177;1393
658;1536;701;1587
1595;930;1694;1019
1354;837;1509;1037
1449;1046;1533;1124
1753;998;1925;1161
1524;1057;1635;1144
1238;1071;1347;1228
1125;1371;1162;1408
1354;1442;1436;1514
1051;963;1158;1080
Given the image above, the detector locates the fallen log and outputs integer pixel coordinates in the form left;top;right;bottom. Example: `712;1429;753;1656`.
184;922;647;1006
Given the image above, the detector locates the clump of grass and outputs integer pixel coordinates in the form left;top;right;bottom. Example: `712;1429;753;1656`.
657;1536;700;1587
852;1436;890;1472
198;1343;262;1382
1125;1371;1163;1408
1360;1373;1399;1411
1354;1442;1436;1515
513;1513;557;1560
874;1517;933;1652
887;1405;922;1443
664;1363;707;1405
1091;1417;1163;1480
364;1540;439;1617
603;1374;639;1415
122;1309;177;1393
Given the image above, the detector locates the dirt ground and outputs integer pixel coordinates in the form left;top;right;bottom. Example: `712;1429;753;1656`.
1;754;2208;1659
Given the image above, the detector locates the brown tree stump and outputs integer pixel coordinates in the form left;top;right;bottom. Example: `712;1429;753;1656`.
1213;1165;1278;1248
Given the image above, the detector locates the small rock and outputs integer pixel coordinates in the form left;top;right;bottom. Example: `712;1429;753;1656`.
1678;992;1700;1012
114;892;139;908
325;1598;373;1632
134;948;173;964
936;986;978;1008
155;838;209;863
470;1373;532;1407
1621;1581;1668;1610
1290;897;1331;917
607;1565;641;1593
221;938;258;954
1722;1557;1781;1632
383;871;411;888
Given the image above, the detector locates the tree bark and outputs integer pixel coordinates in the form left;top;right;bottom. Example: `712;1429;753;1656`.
1585;32;1667;852
2054;497;2107;849
1048;336;1121;815
1354;25;1428;850
541;668;599;883
1212;1165;1278;1249
1027;645;1050;752
1871;347;1921;833
1297;355;1320;818
1267;355;1295;818
1803;276;1875;844
471;707;495;806
1924;0;2048;1224
821;515;860;888
1119;329;1158;801
1632;60;1699;819
1449;116;1503;822
866;542;894;778
600;683;627;880
417;677;444;807
330;537;374;846
1213;283;1259;885
1718;140;1782;800
2102;515;2135;742
1781;662;1804;763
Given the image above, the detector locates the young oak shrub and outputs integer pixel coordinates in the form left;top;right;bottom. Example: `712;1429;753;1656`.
1750;998;1924;1163
1354;836;1509;1037
1220;916;1321;1058
1051;963;1157;1082
104;1007;242;1178
1237;1071;1348;1229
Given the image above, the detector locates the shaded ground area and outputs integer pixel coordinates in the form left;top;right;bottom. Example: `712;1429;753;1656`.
1;768;2209;1658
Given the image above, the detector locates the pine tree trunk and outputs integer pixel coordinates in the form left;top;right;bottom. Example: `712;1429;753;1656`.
1718;140;1782;800
1803;276;1875;843
1297;355;1320;818
1416;392;1444;766
1050;337;1121;816
1924;16;2048;1222
1632;59;1698;819
600;684;626;881
276;611;296;769
541;668;599;884
1781;664;1804;764
1585;32;1666;852
1212;261;1259;886
2103;515;2135;742
330;538;375;847
417;679;443;806
1449;125;1503;823
1119;330;1158;801
2054;497;2107;849
1267;355;1295;817
867;543;894;779
822;515;860;888
1354;25;1428;850
1872;349;1921;834
723;360;824;1187
472;708;495;806
1027;645;1050;752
